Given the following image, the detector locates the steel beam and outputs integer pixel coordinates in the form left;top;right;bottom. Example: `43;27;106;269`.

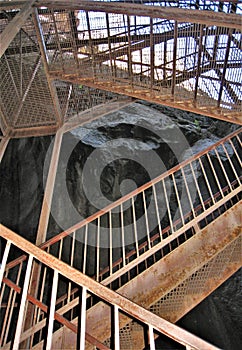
22;128;63;343
33;9;63;127
0;135;10;163
83;201;241;346
49;74;242;125
8;124;58;138
0;0;36;58
45;201;241;349
36;128;63;245
38;1;242;30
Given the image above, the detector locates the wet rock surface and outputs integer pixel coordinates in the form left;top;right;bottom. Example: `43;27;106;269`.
0;102;241;349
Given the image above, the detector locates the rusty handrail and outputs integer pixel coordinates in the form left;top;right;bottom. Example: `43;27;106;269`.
0;224;219;350
41;127;242;248
2;128;241;276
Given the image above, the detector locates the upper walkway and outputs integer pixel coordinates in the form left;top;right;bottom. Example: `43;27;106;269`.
0;0;241;139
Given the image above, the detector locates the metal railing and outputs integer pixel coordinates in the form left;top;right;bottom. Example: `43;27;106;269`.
1;128;241;281
41;127;242;282
0;225;220;350
1;1;241;138
0;127;241;348
0;128;240;348
34;1;242;121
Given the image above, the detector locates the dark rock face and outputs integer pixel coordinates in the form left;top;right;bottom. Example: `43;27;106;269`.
0;136;52;242
0;103;240;349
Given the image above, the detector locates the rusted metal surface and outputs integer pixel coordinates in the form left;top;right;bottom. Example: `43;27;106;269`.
1;127;241;291
1;1;241;135
0;224;219;349
0;136;10;162
118;201;242;308
49;75;242;125
82;201;241;345
0;4;241;348
23;128;63;342
38;1;242;29
38;127;242;249
29;127;241;289
34;2;241;123
1;276;109;350
36;129;63;246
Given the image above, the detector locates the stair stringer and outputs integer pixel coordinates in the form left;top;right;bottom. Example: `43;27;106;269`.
39;200;241;350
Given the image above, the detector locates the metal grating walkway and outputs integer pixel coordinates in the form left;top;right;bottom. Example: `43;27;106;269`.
0;0;241;140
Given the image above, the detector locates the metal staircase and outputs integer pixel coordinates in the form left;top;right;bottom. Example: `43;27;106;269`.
0;1;242;349
1;127;241;349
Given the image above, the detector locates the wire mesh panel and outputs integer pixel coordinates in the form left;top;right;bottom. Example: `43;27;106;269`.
55;80;125;122
149;235;241;322
0;13;58;131
35;3;242;121
0;2;241;134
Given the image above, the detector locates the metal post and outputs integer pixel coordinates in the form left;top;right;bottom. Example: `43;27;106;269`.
149;324;155;350
0;241;11;289
12;254;34;350
80;287;87;350
114;305;120;350
46;270;59;350
0;136;10;163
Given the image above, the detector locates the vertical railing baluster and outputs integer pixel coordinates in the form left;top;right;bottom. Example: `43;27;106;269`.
96;217;100;281
229;138;242;167
109;211;113;276
189;161;206;211
142;190;151;249
2;262;23;346
198;158;215;205
46;270;58;350
172;173;185;226
86;11;96;77
132;197;139;257
0;240;11;289
83;225;88;275
206;153;224;199
222;143;241;185
12;254;33;350
235;134;242;147
80;287;87;350
214;148;233;192
36;247;50;342
58;238;63;260
162;179;174;234
120;203;126;267
68;231;76;303
181;167;196;219
114;305;120;350
149;324;155;350
150;17;155;88
171;21;178;96
152;184;162;240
